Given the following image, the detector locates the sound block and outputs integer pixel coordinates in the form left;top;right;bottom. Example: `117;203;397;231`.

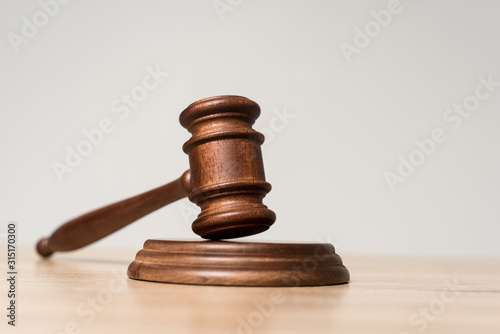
127;239;349;286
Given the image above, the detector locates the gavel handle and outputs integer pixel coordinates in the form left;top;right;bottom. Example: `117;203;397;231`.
36;170;192;258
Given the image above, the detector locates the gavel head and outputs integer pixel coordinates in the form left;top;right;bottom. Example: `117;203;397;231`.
179;95;276;240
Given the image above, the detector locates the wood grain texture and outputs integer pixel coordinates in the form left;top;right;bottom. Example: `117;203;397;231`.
127;239;350;286
7;248;500;334
36;170;191;257
180;95;276;239
37;95;276;258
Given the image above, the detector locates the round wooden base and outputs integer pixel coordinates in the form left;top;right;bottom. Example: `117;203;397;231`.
127;239;350;286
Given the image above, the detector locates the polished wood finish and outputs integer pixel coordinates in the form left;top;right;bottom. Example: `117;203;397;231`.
37;96;275;256
36;171;192;257
180;96;276;239
36;95;346;287
127;239;349;286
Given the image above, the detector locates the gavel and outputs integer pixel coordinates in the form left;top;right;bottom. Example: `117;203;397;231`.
37;95;275;257
37;95;349;286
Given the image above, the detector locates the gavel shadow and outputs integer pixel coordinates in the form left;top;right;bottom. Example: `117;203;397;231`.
42;257;131;266
34;250;136;275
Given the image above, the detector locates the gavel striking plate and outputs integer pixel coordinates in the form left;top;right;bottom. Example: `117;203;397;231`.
37;95;349;286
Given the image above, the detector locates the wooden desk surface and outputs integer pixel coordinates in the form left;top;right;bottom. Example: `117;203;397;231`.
3;247;499;334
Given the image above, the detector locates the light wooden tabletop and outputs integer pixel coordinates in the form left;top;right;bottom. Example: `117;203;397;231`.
3;247;499;334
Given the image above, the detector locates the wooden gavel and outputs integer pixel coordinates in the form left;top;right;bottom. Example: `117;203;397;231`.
37;95;276;257
37;94;349;287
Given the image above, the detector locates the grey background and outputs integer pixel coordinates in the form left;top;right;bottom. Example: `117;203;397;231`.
1;0;499;257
